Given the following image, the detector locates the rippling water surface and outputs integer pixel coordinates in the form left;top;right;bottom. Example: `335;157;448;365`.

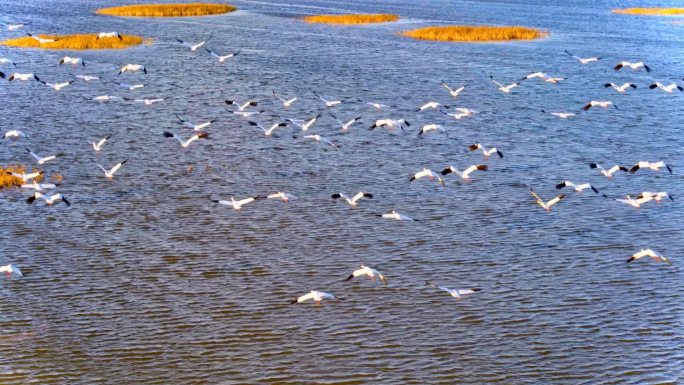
1;0;683;383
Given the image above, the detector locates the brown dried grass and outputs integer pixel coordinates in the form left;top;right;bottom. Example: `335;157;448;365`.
96;3;236;17
1;34;144;50
401;25;547;42
303;13;399;25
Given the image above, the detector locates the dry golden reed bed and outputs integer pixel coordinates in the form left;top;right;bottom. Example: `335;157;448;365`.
303;13;399;25
401;25;547;42
0;165;41;189
1;34;144;50
96;3;236;17
612;8;684;16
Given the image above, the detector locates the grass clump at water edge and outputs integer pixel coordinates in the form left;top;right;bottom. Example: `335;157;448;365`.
612;8;684;16
400;25;547;42
1;34;145;50
96;3;236;17
303;13;399;25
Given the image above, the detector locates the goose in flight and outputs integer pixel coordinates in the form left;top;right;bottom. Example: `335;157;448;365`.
330;114;361;131
468;143;502;158
590;163;628;178
267;192;296;202
2;130;29;140
442;81;465;97
555;181;599;193
124;97;164;105
331;192;373;207
629;161;672;174
58;56;84;67
637;191;673;202
27;192;70;207
36;77;75;91
26;33;55;44
286;114;320;131
583;100;617;110
177;36;211;51
313;91;343;107
273;90;297;107
370;118;409;131
366;102;391;110
441;108;477;120
96;160;126;179
8;73;38;81
564;50;601;64
542;109;576;119
76;75;99;81
163;132;209;148
21;181;57;192
211;196;264;211
490;75;520;93
97;32;123;40
303;134;338;148
346;265;387;286
614;61;651;72
627;249;671;265
377;210;417;221
649;82;683;93
118;64;146;75
233;110;264;118
441;164;488;180
115;82;145;91
290;290;337;305
417;101;450;111
3;22;30;31
0;58;16;67
93;95;124;102
176;114;216;131
91;134;112;152
247;120;287;136
225;99;257;111
418;124;448;137
521;72;566;83
604;82;637;93
0;264;23;278
530;188;564;211
6;170;43;183
25;148;62;165
616;194;654;208
411;168;445;186
426;281;481;300
205;48;239;62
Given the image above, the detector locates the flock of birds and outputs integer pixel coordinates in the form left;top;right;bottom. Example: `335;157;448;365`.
0;20;680;305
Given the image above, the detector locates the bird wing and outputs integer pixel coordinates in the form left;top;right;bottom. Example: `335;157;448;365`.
351;192;366;203
110;161;125;175
297;292;315;303
546;195;564;207
462;165;480;178
352;268;367;277
237;197;255;206
529;190;544;205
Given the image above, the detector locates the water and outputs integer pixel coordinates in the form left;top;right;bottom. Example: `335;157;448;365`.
1;0;683;383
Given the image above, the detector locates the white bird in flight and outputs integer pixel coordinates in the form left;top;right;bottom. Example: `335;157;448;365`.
378;210;416;221
616;194;654;208
530;188;564;211
3;22;30;31
163;132;209;148
441;164;488;180
212;196;264;211
21;181;57;192
93;95;124;102
0;264;23;278
627;249;670;265
555;181;599;193
177;36;211;51
247;120;288;136
637;191;673;203
115;82;145;91
649;83;683;93
272;90;297;107
564;50;601;64
97;32;123;40
286;114;320;131
541;109;575;119
490;75;520;93
2;130;29;140
346;265;387;286
604;82;637;93
118;64;147;75
125;97;164;105
76;75;99;81
370;118;410;131
303;134;337;148
91;134;112;152
330;114;362;131
27;192;70;207
176;115;216;131
426;281;482;300
313;91;343;107
629;161;672;174
25;147;62;165
267;192;296;202
36;76;75;91
589;163;628;178
410;168;445;186
366;102;391;110
418;124;448;137
441;81;465;98
58;56;85;67
417;101;449;111
225;99;257;111
205;48;239;62
96;160;126;179
290;290;337;305
27;33;55;44
468;143;502;158
6;170;43;183
521;72;566;83
614;61;651;72
331;192;373;207
8;72;38;81
441;108;477;120
583;100;617;110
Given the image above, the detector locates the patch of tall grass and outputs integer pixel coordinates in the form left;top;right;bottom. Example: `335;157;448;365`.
1;34;144;50
96;3;236;17
400;25;547;42
303;13;399;25
612;8;684;16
